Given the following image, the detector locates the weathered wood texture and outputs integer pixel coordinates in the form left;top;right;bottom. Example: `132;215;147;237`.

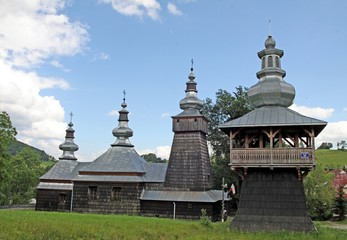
230;148;314;168
72;182;144;215
164;131;213;190
230;168;315;232
141;200;221;221
36;189;71;211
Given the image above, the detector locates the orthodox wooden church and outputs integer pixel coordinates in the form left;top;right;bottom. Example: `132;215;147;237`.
36;68;228;220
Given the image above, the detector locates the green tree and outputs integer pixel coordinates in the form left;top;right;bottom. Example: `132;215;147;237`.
201;87;253;195
7;147;46;204
141;153;167;163
332;186;346;221
304;164;335;220
318;142;333;149
0;112;17;205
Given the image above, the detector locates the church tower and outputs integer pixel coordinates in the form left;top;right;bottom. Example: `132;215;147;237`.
220;35;327;231
164;66;213;191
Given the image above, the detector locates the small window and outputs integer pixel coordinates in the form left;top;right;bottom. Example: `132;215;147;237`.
88;186;97;200
59;194;66;203
194;118;197;122
177;119;180;123
111;187;122;201
188;203;192;209
275;56;280;68
261;58;265;68
268;56;273;67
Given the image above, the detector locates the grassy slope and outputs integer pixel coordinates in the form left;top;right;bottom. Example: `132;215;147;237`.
0;210;346;240
315;149;347;169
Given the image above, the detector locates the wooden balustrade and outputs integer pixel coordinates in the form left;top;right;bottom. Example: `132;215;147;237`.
230;148;314;168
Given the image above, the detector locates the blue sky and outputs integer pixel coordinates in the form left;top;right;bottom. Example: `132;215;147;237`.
1;0;347;161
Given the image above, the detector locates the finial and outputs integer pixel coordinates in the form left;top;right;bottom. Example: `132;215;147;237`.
121;90;127;108
268;19;272;36
68;112;73;127
191;59;194;72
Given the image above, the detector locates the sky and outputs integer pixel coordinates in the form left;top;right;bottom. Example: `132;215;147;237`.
1;0;347;161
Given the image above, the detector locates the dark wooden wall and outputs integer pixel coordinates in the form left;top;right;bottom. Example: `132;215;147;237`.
141;200;222;221
36;189;72;212
72;182;144;215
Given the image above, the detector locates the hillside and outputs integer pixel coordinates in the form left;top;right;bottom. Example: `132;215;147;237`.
8;140;56;162
315;149;347;169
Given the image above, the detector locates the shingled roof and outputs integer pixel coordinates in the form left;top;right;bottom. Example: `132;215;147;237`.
219;106;327;136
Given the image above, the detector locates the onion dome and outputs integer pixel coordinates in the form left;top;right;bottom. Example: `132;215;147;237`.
179;66;204;114
111;91;134;147
59;113;79;160
247;35;295;108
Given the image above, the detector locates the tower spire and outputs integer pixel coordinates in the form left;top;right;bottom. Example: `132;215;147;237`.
247;35;295;108
178;60;203;114
111;92;134;147
59;112;79;160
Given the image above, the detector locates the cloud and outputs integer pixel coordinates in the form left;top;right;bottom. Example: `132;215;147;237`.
167;3;182;16
343;107;347;112
0;0;89;158
138;145;171;160
91;51;110;62
99;0;161;20
108;110;119;117
50;60;70;72
0;0;88;68
161;112;171;118
316;121;347;149
289;103;334;119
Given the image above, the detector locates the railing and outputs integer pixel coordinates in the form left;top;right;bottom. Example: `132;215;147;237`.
230;148;314;167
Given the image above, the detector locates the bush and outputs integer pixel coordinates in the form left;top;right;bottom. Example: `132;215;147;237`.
200;209;212;229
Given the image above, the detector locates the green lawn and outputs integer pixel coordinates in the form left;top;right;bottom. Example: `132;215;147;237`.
0;210;346;240
315;149;347;169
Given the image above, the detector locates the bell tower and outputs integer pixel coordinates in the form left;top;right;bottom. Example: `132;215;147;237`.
220;35;327;231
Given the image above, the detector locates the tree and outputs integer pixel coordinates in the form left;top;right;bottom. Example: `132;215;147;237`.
6;147;46;204
332;186;346;221
337;140;347;150
0;112;17;205
141;153;167;163
201;86;253;195
304;164;335;220
318;142;333;149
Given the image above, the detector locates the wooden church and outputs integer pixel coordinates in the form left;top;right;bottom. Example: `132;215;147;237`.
219;35;327;231
36;68;228;220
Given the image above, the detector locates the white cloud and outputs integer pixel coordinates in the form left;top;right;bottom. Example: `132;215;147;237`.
343;107;347;112
50;60;70;72
99;0;161;20
167;3;182;16
138;145;171;160
108;110;119;117
91;52;110;62
289;103;334;119
0;0;89;158
316;121;347;149
0;0;88;67
161;112;171;118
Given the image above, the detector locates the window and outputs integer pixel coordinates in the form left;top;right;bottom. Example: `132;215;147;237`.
88;186;97;200
59;194;66;203
261;58;265;69
188;203;192;209
111;187;122;201
268;56;273;67
275;56;280;68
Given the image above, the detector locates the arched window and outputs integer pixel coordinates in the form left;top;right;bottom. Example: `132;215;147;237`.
275;56;280;68
268;56;273;67
262;58;265;68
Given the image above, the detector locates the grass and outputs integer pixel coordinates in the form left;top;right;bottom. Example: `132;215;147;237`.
0;210;347;240
315;149;347;169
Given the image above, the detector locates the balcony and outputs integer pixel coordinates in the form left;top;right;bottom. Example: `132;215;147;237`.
230;148;315;169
